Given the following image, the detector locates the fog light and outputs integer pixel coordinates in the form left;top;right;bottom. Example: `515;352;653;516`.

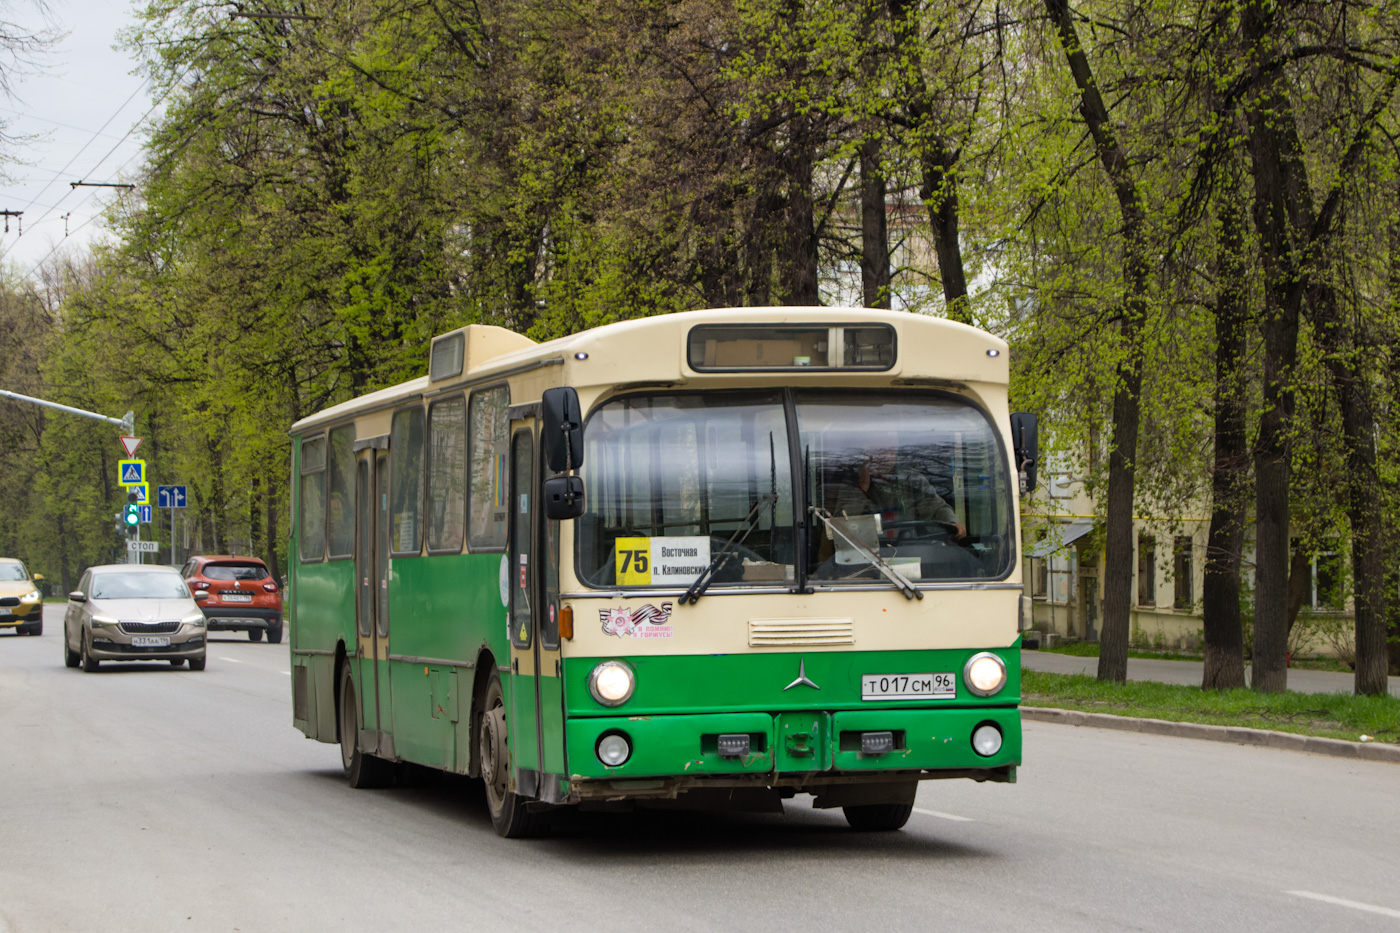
716;734;750;757
860;731;895;755
972;723;1003;757
596;732;631;766
964;652;1008;697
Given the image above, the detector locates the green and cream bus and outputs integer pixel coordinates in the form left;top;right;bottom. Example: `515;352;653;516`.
288;308;1038;836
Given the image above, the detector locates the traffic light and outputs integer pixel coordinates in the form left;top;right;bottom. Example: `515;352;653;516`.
113;512;123;535
123;493;140;536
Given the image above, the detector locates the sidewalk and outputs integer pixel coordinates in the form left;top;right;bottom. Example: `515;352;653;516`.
1020;648;1400;763
1021;648;1400;698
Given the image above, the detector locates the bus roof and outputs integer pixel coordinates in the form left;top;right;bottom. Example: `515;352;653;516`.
290;308;1007;435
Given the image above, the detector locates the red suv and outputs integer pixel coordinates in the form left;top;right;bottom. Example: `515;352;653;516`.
180;556;283;643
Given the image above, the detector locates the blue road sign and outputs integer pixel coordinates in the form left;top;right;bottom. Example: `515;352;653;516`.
157;485;188;508
138;505;152;523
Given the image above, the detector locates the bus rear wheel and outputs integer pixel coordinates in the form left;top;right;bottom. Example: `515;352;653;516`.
842;802;914;832
339;666;393;788
478;671;548;838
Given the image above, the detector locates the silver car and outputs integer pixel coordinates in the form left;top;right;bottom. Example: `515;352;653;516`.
64;565;208;672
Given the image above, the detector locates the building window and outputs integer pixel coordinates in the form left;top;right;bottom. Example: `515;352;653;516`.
1314;551;1343;610
1032;557;1048;598
1137;534;1156;606
1173;536;1193;610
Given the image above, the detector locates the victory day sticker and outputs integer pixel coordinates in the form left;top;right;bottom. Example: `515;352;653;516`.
600;602;675;639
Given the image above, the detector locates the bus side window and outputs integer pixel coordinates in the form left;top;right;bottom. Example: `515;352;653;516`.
468;385;510;550
299;435;327;562
327;424;356;559
390;407;425;555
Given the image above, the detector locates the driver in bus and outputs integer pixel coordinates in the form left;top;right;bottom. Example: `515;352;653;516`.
828;433;966;541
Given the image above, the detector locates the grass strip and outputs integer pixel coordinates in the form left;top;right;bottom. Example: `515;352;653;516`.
1022;670;1400;745
1036;640;1354;672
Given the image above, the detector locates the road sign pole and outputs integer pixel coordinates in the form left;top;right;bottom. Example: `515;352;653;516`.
171;505;176;566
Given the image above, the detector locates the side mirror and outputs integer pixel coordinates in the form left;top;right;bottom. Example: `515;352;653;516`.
1010;412;1039;494
194;590;210;602
540;387;585;474
68;591;86;603
543;475;586;520
32;573;43;581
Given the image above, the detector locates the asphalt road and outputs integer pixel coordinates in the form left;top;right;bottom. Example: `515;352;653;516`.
1;604;1397;932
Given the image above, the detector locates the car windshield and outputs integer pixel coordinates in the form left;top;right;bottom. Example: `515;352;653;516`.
91;573;190;600
203;562;269;581
574;389;1013;589
0;564;28;581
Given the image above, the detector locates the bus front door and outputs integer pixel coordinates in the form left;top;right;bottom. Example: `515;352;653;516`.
354;449;394;757
507;423;568;803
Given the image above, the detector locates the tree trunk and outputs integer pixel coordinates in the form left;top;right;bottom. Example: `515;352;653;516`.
265;474;282;585
919;144;970;324
1241;3;1312;691
1201;192;1248;690
779;112;819;306
860;134;890;309
1310;280;1389;695
1043;0;1148;685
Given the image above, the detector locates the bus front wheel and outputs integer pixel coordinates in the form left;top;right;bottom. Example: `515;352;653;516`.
842;802;914;832
478;671;548;838
339;666;394;789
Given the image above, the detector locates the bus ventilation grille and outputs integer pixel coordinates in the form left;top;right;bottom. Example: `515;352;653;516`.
748;618;854;648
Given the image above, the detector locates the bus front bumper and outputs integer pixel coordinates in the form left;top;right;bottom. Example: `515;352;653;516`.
566;706;1020;795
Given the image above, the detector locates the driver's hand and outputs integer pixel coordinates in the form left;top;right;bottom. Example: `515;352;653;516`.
954;522;967;540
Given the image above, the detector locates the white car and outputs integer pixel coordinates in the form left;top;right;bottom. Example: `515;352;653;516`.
64;564;209;672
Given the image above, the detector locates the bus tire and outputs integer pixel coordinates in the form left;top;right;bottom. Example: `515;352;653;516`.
842;802;914;832
339;666;393;789
478;670;548;838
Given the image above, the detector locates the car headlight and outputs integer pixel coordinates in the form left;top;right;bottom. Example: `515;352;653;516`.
21;589;41;602
588;660;635;706
89;614;118;628
182;611;206;627
964;652;1008;697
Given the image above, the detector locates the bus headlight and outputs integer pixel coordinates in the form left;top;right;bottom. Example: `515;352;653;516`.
588;660;635;706
964;652;1007;697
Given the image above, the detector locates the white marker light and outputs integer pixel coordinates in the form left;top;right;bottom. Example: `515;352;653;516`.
971;724;1003;757
596;732;631;766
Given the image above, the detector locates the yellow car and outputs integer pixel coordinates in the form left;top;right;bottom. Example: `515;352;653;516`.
0;558;45;636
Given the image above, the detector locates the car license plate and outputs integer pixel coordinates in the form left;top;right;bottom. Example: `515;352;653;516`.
861;672;955;701
221;593;252;603
132;636;171;647
0;608;9;617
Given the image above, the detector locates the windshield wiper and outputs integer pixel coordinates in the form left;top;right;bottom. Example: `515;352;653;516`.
808;506;922;601
678;494;776;606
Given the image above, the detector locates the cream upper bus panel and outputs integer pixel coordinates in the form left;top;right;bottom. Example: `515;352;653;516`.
428;324;538;387
289;376;430;436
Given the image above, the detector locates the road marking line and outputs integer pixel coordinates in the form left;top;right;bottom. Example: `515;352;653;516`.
913;807;973;822
1288;890;1400;920
218;657;243;663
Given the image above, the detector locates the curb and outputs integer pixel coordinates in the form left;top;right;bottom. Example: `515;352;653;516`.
1022;706;1400;764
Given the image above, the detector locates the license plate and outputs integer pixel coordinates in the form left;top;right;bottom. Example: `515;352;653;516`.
861;672;955;701
220;593;252;603
131;636;171;647
0;609;9;617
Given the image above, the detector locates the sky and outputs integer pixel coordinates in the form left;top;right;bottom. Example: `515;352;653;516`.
0;0;153;279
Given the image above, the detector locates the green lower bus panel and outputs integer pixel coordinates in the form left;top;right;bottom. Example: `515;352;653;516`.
830;707;1021;771
568;712;776;780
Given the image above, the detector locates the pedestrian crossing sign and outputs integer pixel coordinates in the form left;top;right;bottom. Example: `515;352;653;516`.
129;483;149;505
118;459;145;486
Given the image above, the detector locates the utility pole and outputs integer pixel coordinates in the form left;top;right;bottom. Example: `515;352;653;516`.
0;389;132;433
0;209;21;234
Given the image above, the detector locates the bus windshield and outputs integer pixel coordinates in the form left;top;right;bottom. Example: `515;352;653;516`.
575;390;1013;589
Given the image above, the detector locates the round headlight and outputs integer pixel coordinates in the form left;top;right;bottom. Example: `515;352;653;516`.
596;732;631;766
964;652;1007;697
588;660;635;706
971;723;1003;757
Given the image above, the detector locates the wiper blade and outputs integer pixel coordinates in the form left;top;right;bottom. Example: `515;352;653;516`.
809;506;922;601
678;495;776;606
